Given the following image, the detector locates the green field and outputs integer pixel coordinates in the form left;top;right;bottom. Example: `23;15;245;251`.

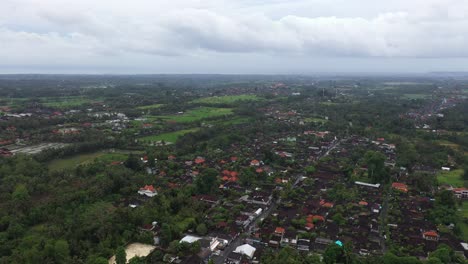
461;201;468;218
437;169;465;187
319;101;338;106
137;104;163;110
402;94;431;100
304;117;328;123
214;117;252;126
41;96;97;108
48;151;137;171
436;140;461;151
1;96;98;108
192;95;262;105
150;107;233;123
139;128;199;143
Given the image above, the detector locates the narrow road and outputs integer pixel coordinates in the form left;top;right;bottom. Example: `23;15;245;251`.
379;188;391;253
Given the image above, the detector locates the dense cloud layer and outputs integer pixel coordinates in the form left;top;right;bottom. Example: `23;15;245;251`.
1;0;467;72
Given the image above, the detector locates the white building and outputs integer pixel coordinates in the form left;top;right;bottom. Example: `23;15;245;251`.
234;244;256;259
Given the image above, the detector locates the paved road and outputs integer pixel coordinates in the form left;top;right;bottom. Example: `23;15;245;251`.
221;199;278;260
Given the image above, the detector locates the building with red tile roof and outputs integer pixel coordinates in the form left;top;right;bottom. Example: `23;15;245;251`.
392;182;408;193
422;230;439;241
275;227;285;234
138;185;157;197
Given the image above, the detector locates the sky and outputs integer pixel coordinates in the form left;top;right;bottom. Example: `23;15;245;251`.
1;0;468;74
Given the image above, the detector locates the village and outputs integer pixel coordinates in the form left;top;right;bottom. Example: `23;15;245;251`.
0;75;467;264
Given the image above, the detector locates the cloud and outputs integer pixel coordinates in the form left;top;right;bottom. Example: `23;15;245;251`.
0;0;468;71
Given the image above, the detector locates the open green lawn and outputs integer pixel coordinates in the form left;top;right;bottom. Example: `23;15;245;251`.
139;128;199;143
48;151;136;171
437;169;465;187
191;95;262;105
460;201;468;218
150;107;233;123
137;104;163;110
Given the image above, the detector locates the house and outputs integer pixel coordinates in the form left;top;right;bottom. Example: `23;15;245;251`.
320;200;334;208
180;235;202;244
234;244;256;259
392;182;408;193
250;159;261;166
236;215;251;228
192;195;219;205
275;227;285;235
422;231;440;241
297;239;311;251
355;181;381;188
0;148;13;157
312;238;333;252
359;201;369;206
194;157;205;164
138;185;157;197
226;252;243;264
281;232;297;247
246;191;272;206
269;234;282;248
199;237;220;251
453;188;468;199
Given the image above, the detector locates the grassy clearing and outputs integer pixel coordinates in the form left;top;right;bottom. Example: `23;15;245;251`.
139;128;199;143
150;107;233;123
459;222;468;241
437;169;465;187
192;95;262;105
48;151;132;171
137;104;163;110
460;201;468;218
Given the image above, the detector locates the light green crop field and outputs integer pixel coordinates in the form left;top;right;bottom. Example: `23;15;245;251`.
139;128;199;143
437;169;465;187
137;104;164;110
150;107;233;123
192;95;262;105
